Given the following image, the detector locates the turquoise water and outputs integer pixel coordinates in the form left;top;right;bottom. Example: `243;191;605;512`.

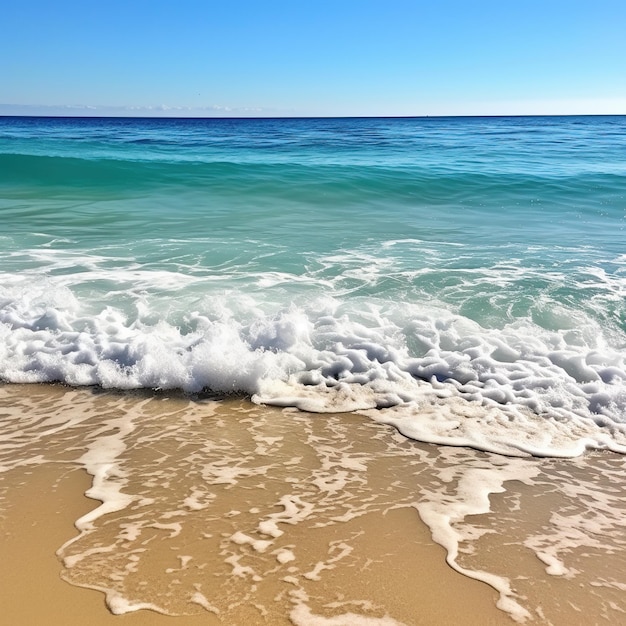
1;116;625;455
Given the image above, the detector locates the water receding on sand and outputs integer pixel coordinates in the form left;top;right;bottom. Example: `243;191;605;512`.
1;384;626;625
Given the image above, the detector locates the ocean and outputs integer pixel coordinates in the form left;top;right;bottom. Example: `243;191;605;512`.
1;115;626;624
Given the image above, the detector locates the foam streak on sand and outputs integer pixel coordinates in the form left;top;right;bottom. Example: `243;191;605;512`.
414;453;540;622
3;386;626;624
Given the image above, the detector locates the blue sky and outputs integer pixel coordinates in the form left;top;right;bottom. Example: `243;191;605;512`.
2;0;625;116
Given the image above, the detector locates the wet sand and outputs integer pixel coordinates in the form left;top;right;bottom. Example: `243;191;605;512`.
2;465;218;626
1;383;625;625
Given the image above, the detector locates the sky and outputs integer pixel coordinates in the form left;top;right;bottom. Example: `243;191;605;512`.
2;0;626;117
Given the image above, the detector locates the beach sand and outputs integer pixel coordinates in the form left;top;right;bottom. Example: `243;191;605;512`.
1;383;625;625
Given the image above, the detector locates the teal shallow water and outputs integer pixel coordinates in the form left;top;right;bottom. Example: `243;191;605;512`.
1;116;625;455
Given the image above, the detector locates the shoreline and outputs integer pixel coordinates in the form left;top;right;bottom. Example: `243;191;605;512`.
2;383;626;624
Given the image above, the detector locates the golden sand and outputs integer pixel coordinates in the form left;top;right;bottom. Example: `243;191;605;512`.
1;384;625;625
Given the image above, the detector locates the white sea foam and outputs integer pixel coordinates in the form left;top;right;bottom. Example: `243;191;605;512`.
290;604;407;626
414;449;540;622
1;274;626;458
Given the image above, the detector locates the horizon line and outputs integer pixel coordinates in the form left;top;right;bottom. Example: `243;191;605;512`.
2;113;625;121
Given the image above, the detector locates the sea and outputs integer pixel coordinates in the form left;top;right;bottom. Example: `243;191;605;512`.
1;115;625;624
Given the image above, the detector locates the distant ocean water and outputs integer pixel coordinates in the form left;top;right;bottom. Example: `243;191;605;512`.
1;115;625;457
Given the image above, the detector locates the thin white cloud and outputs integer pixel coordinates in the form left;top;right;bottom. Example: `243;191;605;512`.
2;99;624;118
0;103;283;117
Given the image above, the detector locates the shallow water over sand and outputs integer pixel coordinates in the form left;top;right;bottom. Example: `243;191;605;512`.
1;384;626;624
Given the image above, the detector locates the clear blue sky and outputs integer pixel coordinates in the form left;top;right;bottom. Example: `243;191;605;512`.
2;0;625;116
